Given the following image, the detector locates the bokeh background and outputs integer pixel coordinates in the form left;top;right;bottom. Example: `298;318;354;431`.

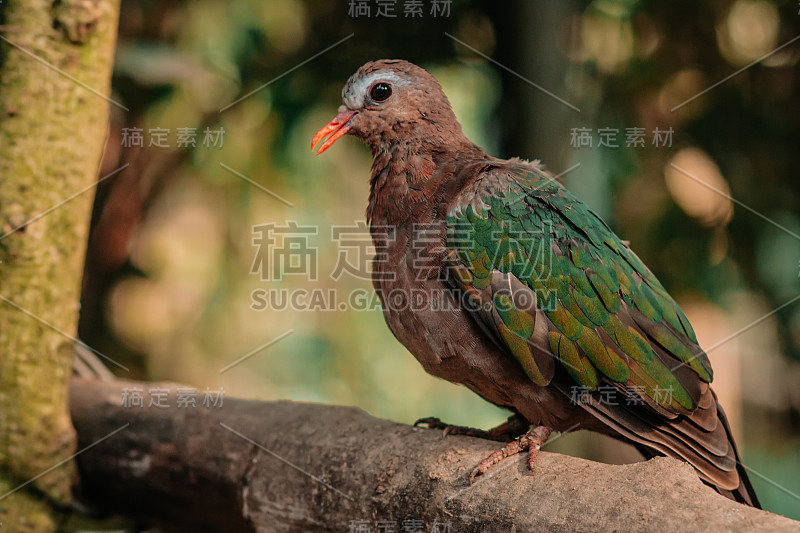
81;0;800;518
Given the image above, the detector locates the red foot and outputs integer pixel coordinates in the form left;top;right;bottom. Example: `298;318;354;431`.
469;425;552;484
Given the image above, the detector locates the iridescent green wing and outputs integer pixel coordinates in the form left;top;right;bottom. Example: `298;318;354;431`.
445;170;712;414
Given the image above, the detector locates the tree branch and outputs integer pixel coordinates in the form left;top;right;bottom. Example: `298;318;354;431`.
69;378;798;533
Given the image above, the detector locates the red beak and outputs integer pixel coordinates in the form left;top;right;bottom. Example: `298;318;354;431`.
311;107;357;154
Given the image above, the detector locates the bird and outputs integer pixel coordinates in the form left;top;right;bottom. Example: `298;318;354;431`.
311;59;760;507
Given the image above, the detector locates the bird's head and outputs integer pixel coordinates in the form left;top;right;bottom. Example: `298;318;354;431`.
311;59;465;155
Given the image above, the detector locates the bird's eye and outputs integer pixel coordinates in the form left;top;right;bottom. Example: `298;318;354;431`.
369;82;392;102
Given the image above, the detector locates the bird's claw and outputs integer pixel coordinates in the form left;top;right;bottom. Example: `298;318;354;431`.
468;426;552;485
413;416;444;428
415;414;532;442
414;417;494;439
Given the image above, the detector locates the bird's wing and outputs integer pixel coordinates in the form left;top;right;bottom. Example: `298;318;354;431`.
446;167;711;411
444;165;746;494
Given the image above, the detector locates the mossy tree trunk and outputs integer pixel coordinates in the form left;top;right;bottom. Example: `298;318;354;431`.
0;1;121;530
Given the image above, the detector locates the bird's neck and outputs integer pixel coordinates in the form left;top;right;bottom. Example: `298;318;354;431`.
366;138;485;227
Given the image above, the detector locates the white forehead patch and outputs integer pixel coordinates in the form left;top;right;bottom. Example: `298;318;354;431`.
342;71;410;109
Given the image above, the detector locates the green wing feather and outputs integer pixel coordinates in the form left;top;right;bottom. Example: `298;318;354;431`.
446;170;712;414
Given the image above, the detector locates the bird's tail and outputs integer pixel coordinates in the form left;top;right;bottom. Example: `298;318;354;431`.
711;404;760;508
572;379;762;508
630;402;760;508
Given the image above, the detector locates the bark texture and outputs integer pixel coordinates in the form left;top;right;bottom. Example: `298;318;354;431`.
70;378;798;533
0;1;121;529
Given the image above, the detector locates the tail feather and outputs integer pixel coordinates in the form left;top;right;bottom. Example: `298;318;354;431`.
714;403;760;508
629;440;759;507
566;381;761;507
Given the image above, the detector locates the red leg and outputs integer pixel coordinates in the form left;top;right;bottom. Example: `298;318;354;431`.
469;425;552;484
